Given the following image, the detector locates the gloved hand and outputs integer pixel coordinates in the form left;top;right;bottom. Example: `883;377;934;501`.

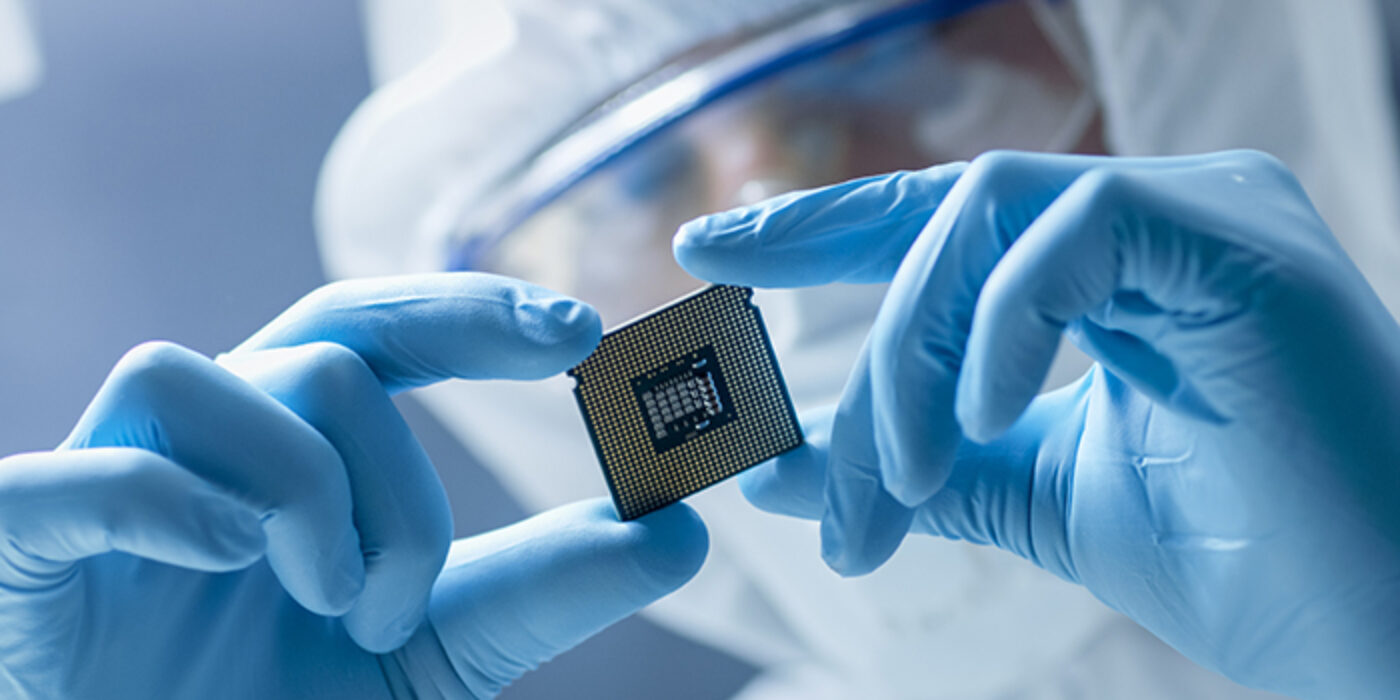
0;274;707;699
674;151;1400;699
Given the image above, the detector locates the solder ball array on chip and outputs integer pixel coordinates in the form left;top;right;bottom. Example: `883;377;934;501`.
569;285;802;520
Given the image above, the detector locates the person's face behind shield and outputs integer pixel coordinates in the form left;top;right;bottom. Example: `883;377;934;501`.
466;2;1101;326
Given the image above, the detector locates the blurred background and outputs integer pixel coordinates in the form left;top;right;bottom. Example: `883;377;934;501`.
0;1;753;696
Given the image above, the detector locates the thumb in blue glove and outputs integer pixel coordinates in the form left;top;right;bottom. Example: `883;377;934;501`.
675;151;1400;699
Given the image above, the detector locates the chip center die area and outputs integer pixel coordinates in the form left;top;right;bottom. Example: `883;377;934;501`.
634;346;736;452
569;285;803;520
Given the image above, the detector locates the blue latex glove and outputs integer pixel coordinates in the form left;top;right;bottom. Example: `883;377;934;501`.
0;274;707;699
675;151;1400;698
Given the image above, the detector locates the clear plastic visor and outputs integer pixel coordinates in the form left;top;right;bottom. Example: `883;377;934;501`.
451;0;1100;326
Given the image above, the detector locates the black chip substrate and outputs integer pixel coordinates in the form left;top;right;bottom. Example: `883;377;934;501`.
569;285;803;520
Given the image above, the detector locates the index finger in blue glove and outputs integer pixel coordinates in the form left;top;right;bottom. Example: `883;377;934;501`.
674;165;959;575
382;500;708;698
230;273;602;393
673;164;967;287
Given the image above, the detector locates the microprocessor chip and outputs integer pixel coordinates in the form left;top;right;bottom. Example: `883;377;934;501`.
633;345;737;453
569;285;802;520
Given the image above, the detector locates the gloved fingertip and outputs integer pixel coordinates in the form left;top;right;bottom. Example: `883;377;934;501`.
736;462;805;518
737;447;828;519
670;236;707;281
951;355;1009;444
389;599;431;646
625;502;709;592
958;416;1008;446
515;295;602;362
672;218;710;254
819;461;914;576
954;381;1015;445
347;599;429;654
819;517;881;578
201;494;268;569
317;530;368;616
736;462;815;520
675;206;758;248
672;220;760;284
877;439;950;508
883;474;938;509
736;463;776;505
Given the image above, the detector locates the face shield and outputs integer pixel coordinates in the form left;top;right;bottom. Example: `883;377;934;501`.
439;0;1097;326
0;0;41;103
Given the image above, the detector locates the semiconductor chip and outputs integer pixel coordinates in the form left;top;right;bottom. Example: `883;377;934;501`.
569;285;802;520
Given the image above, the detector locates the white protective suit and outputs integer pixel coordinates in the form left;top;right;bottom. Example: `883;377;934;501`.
316;1;1400;698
